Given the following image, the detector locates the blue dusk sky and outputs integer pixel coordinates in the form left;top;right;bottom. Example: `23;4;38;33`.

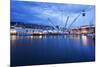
11;1;95;28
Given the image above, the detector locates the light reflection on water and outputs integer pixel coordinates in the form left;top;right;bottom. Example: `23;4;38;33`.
11;35;46;40
11;35;17;41
11;34;95;66
81;35;88;46
10;35;95;48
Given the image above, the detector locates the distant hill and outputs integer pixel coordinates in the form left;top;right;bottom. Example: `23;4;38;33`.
10;22;54;30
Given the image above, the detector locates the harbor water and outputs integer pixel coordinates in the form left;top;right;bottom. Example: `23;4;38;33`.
11;34;95;66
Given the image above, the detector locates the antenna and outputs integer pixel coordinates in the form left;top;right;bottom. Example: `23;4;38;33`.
68;13;81;30
64;16;69;28
68;6;92;30
48;18;58;31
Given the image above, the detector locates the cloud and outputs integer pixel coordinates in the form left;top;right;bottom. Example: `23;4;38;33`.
11;1;95;27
